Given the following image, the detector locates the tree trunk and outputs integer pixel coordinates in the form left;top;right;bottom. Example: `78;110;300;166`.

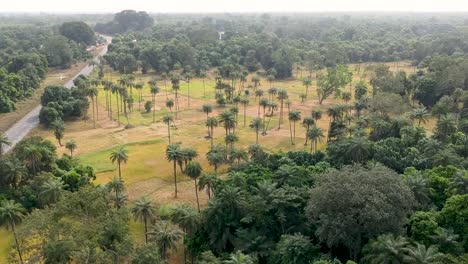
12;221;24;264
243;105;247;127
194;178;200;212
173;161;178;198
144;217;148;244
278;100;284;129
118;162;122;181
92;97;96;129
167;124;171;143
256;130;259;144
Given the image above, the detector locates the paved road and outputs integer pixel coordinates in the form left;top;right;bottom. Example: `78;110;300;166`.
3;36;112;153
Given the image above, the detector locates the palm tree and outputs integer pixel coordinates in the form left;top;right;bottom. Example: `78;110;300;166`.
255;90;264;114
111;84;120;126
40;177;66;205
106;176;126;208
51;120;65;146
410;107;430;125
251;75;260;90
302;77;312;98
430;228;461;255
250;118;263;145
200;70;207;97
166;143;182;198
202;104;213;118
185;72;193;108
218;110;236;138
171;76;181;115
230;106;239;126
225;133;239;155
186;161;202;212
135;82;144;111
131;196;157;243
198;173;219;199
240;97;250;127
149;220;183;260
0;134;11;158
206;145;225;173
311;109;323;123
267;74;275;89
307;126;325;153
110;146;129;180
259;98;269;125
302;117;315;145
341;91;352;104
288;110;301;145
267;87;278;101
434;115;457;141
0;200;26;264
22;145;42;174
229;148;248;166
166;98;174;112
3;158;26;189
163;114;174;143
362;234;410;264
346;136;372;163
277;89;288;129
405;244;443;264
65;140;77;157
87;87;98;128
225;251;255;264
206;117;218;147
170;204;200;264
150;84;160;123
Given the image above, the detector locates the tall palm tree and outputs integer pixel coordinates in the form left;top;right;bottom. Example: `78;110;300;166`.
171;75;181;115
110;146;129;180
150;84;160;123
341;91;352;104
166;98;174;112
106;176;126;208
51;120;65;146
288;110;301;145
149;220;183;260
307;126;325;153
87;87;98;128
230;106;239;127
240;97;250;127
163;114;174;143
259;98;269;126
40;177;66;205
23;145;42;174
0;200;26;264
0;134;11;158
410;107;430;125
362;234;410;264
65;140;77;157
198;173;219;199
225;133;239;155
229;148;248;166
405;244;443;264
302;78;312;99
111;84;121;126
218;111;236;138
206;117;218;147
277;89;288;129
135;82;144;111
250;118;263;145
302;116;315;145
255;89;264;115
170;204;200;264
185;72;193;108
251;75;260;90
131;196;157;243
166;143;182;198
186;161;202;212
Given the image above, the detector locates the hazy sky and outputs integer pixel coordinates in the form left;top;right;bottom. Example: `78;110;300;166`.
3;0;468;13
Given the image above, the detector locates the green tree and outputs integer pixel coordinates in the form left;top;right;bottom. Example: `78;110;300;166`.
277;89;289;129
166;143;183;198
307;126;325;153
302;78;312;99
206;145;225;173
132;243;164;264
206;117;219;147
288;110;301;145
40;177;66;205
240;97;250;127
149;220;183;260
186;161;203;212
405;244;444;264
107;176;126;208
225;251;255;264
271;234;317;264
198;173;219;200
250;118;263;145
410;108;430;125
306;165;415;260
65;139;77;157
438;194;468;249
110;146;129;180
59;21;95;45
131;196;157;244
302;117;315;146
51;119;65;146
362;234;410;264
0;200;26;264
163;114;174;143
150;83;160;123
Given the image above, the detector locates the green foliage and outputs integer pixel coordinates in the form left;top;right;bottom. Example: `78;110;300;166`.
59;21;95;45
270;234;318;264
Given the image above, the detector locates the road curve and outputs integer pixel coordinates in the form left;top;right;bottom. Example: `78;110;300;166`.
3;36;112;153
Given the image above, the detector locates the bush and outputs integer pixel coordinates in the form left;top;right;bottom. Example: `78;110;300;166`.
144;100;153;113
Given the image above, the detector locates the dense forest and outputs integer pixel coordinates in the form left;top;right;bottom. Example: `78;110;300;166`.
1;10;468;264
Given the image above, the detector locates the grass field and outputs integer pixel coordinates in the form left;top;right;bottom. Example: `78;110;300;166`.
1;61;426;263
